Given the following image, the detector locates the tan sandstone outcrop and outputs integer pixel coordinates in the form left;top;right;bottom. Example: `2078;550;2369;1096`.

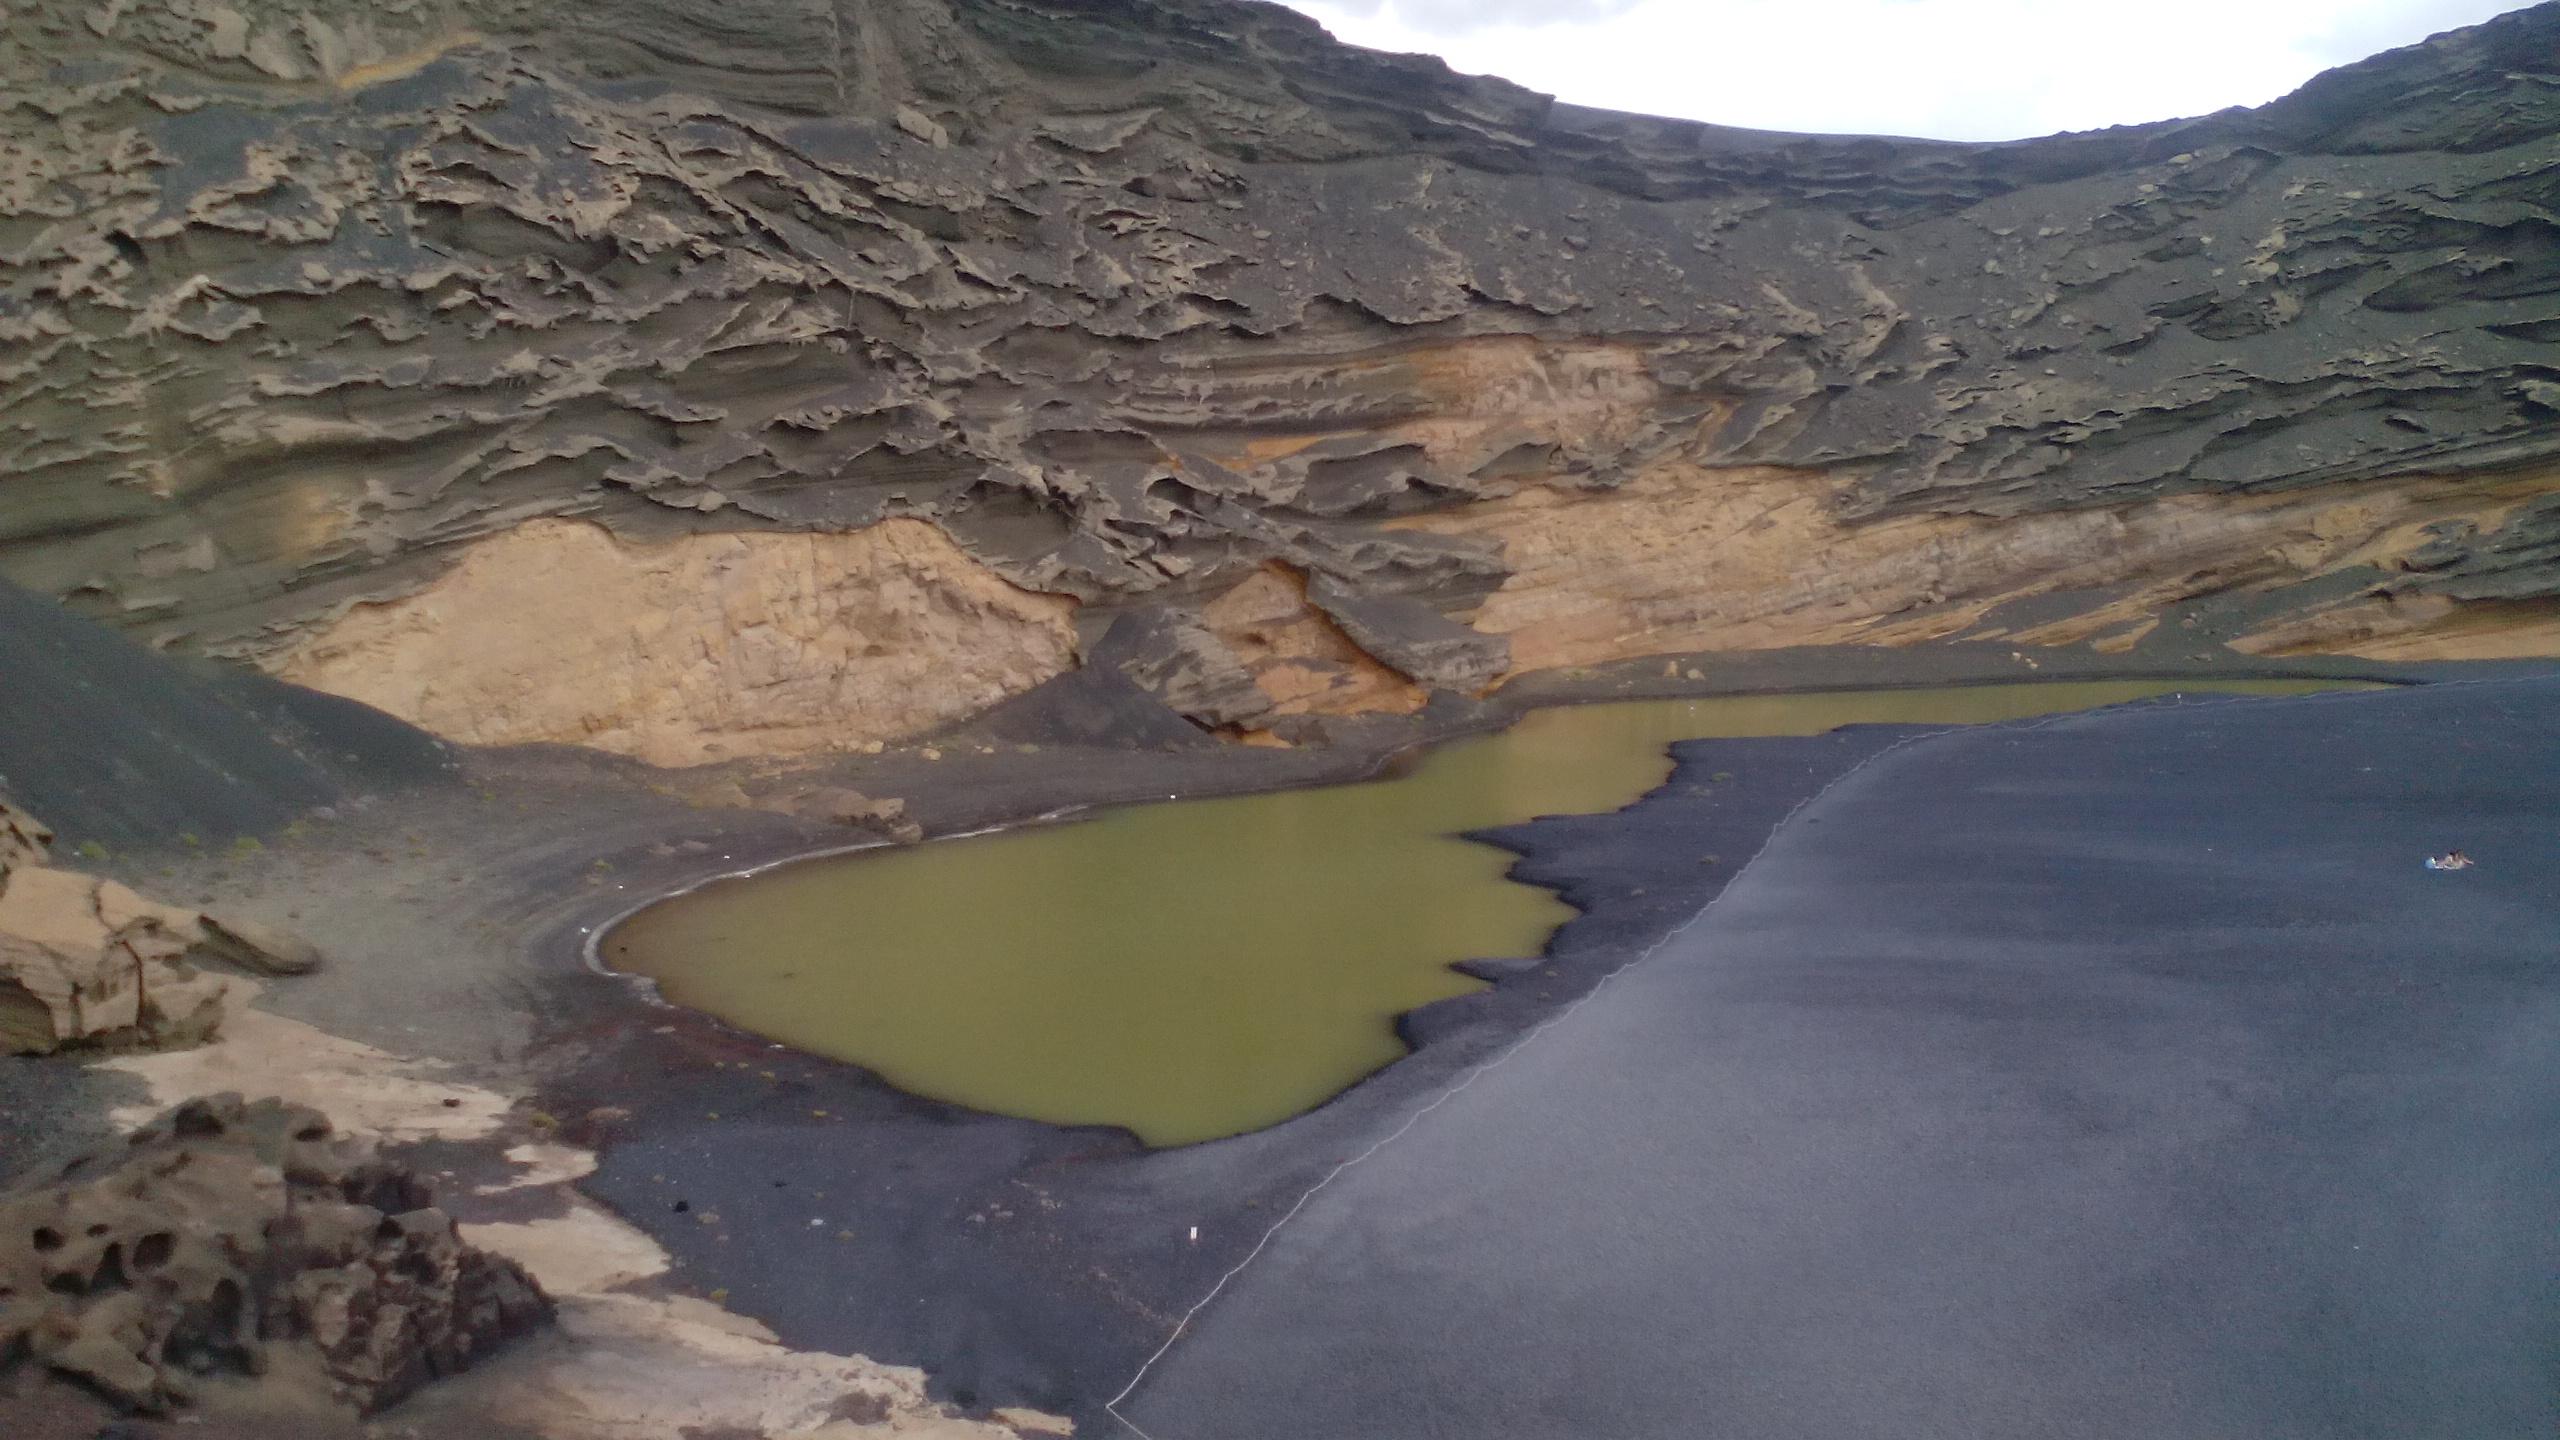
1386;461;2560;681
0;866;232;1056
2231;594;2560;661
0;799;324;1052
792;787;925;844
274;518;1081;768
269;452;2560;754
193;912;328;976
0;1093;552;1415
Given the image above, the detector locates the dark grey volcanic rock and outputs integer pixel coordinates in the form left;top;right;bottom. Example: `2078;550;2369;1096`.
0;0;2555;684
1086;604;1271;727
2400;491;2560;599
0;1093;552;1415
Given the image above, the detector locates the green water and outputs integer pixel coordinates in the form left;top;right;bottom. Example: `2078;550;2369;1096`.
605;679;2358;1146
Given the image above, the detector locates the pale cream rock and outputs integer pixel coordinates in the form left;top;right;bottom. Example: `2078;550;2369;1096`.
0;867;230;1055
0;810;321;1051
1385;460;2560;681
102;1005;511;1141
796;787;923;842
274;518;1080;768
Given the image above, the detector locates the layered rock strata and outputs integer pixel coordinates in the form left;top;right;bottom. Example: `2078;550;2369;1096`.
3;0;2558;760
0;1093;552;1414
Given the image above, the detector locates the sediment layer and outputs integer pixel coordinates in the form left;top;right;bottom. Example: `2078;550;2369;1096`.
5;0;2558;758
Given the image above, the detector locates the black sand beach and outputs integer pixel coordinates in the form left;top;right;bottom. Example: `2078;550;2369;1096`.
1122;675;2560;1439
535;715;1937;1416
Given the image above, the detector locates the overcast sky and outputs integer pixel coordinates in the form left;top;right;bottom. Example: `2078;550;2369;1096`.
1278;0;2538;140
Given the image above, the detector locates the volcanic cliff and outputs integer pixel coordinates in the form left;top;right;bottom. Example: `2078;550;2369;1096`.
6;0;2558;764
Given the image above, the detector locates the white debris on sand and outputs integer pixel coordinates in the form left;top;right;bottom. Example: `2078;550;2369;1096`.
98;1001;1072;1438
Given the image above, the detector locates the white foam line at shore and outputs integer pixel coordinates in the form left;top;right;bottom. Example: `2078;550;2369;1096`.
578;731;1454;979
576;804;1092;991
1103;675;2540;1439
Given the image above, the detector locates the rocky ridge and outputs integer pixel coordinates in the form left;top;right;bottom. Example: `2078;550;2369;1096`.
2;0;2557;760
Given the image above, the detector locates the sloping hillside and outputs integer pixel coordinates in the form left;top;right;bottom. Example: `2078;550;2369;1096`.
5;0;2557;762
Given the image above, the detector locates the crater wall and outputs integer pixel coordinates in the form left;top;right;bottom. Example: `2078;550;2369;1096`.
5;0;2558;758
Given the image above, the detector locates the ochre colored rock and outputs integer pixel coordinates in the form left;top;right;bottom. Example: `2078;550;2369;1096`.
693;782;759;811
0;1094;551;1415
194;912;326;976
793;788;926;844
273;520;1079;767
1387;462;2560;674
0;868;231;1056
1201;564;1428;720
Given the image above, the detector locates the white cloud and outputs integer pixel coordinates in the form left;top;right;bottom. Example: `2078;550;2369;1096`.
1279;0;2539;140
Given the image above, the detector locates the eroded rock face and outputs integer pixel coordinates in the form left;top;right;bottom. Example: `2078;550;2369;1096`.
1087;606;1271;729
0;1094;551;1415
0;866;232;1056
0;800;322;1052
270;517;1079;766
1389;461;2560;667
2;0;2557;759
